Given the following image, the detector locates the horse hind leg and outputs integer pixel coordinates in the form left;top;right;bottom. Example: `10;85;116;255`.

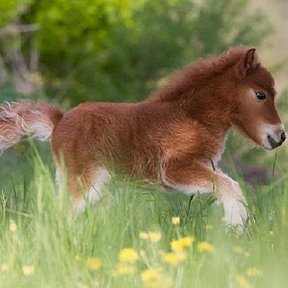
55;164;111;213
85;167;111;207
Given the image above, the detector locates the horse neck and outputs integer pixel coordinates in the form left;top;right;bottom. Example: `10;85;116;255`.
177;83;232;136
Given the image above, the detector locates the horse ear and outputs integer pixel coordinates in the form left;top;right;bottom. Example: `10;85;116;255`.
240;48;259;77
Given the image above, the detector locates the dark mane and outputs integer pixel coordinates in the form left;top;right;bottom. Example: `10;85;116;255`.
151;46;251;102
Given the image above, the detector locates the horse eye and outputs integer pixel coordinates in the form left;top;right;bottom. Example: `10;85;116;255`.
255;91;267;101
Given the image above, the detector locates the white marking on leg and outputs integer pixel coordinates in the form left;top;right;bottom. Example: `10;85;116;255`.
221;195;247;226
55;165;62;191
160;166;209;196
86;167;111;205
163;181;210;196
73;168;110;212
216;173;248;226
162;168;248;226
73;198;86;213
161;168;212;196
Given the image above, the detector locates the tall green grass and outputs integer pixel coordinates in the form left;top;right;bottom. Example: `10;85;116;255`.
0;147;288;288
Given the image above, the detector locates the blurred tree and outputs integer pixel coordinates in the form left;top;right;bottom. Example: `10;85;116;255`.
65;0;269;104
0;0;31;27
193;0;270;55
21;0;139;103
1;0;271;105
0;0;40;96
26;0;135;69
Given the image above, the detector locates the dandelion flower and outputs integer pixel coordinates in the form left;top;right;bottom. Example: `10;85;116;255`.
141;268;162;283
139;231;149;239
86;257;102;270
140;249;146;257
9;220;17;232
141;268;172;288
119;248;139;263
246;267;263;277
234;274;252;288
232;246;244;254
114;263;135;275
140;231;162;243
170;236;194;251
172;217;180;225
205;224;213;230
1;263;9;272
22;265;34;276
148;232;161;243
77;283;89;288
197;241;214;253
162;251;187;266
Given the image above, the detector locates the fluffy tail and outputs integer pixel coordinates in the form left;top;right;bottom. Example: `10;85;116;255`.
0;101;63;152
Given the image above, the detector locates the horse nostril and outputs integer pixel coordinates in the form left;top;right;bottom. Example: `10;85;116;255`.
281;131;286;143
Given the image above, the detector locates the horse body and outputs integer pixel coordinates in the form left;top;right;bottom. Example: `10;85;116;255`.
0;46;285;227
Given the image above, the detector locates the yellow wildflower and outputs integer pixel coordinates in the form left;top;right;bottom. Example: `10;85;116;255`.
141;268;172;288
140;249;146;257
22;265;34;276
172;217;180;225
139;231;149;239
119;248;139;263
232;246;244;254
86;257;102;270
76;283;89;288
170;236;194;251
9;220;17;232
139;231;162;243
162;251;187;266
205;224;213;230
246;267;263;277
148;232;161;243
1;263;9;272
114;263;135;275
234;274;253;288
197;241;214;253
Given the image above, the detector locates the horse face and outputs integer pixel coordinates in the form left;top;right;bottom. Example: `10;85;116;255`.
231;49;286;150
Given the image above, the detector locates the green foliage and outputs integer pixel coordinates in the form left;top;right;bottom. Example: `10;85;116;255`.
14;0;270;104
193;0;271;54
27;0;135;64
18;0;139;104
0;0;31;27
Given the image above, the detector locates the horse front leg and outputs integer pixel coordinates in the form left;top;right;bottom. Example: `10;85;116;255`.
162;162;248;227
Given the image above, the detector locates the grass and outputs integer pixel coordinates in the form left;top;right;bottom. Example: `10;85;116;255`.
0;144;288;288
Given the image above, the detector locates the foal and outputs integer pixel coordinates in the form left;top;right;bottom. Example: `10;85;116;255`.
0;46;285;227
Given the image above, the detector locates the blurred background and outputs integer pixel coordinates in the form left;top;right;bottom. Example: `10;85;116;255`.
0;0;287;187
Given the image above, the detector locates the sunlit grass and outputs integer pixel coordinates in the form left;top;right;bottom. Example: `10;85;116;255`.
0;149;288;288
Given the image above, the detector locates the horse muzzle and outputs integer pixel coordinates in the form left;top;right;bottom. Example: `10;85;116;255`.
266;128;286;149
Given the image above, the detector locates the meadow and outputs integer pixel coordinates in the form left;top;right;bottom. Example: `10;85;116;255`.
0;139;288;288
